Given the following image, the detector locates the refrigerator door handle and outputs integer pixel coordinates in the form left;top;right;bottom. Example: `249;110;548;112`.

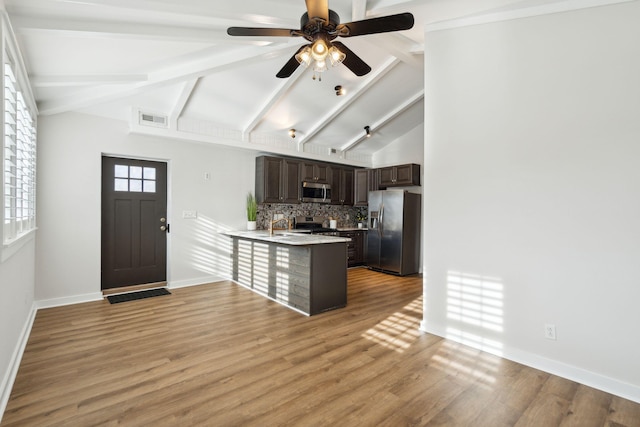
379;204;384;237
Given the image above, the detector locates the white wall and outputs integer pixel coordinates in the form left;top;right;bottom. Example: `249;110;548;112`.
423;2;640;402
372;122;424;170
0;239;35;418
36;112;257;304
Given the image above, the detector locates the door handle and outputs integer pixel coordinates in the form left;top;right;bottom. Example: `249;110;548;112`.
160;224;170;233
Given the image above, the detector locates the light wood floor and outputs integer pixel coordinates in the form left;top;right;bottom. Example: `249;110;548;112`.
3;268;640;426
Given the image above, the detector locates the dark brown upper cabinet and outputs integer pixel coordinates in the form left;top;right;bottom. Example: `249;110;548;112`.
331;166;354;206
378;163;420;188
255;156;301;204
354;169;379;206
301;162;331;183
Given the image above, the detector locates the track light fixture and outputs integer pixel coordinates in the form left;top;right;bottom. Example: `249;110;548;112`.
289;129;296;138
335;85;345;96
364;126;371;137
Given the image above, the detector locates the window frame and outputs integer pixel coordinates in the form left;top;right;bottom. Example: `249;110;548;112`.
1;12;38;262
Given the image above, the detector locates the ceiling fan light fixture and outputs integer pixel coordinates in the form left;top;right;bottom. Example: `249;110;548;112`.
295;46;312;68
311;39;329;62
328;46;346;66
313;59;328;73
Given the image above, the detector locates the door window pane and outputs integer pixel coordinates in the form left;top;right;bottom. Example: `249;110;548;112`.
130;166;143;179
115;165;129;178
114;178;129;192
143;180;156;193
143;167;156;180
129;179;143;192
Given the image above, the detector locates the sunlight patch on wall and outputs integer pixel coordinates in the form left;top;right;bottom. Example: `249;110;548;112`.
445;271;504;357
362;297;423;353
189;214;232;276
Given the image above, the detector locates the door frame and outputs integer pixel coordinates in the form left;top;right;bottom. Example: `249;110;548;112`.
101;153;171;290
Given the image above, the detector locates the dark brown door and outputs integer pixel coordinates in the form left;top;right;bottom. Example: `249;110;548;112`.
101;156;168;290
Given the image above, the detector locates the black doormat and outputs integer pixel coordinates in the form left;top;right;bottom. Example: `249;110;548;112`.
107;288;171;304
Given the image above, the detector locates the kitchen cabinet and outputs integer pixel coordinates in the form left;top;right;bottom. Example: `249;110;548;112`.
354;169;378;206
302;162;331;183
331;166;354;205
378;163;420;188
255;156;301;204
339;230;366;267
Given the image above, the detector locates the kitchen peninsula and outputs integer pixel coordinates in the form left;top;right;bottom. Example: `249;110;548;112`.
225;231;350;315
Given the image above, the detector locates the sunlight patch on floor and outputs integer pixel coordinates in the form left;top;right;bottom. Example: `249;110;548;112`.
362;297;423;353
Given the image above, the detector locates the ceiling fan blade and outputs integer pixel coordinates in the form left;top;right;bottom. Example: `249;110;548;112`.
305;0;329;22
332;42;371;76
336;12;414;37
276;45;307;78
227;27;298;37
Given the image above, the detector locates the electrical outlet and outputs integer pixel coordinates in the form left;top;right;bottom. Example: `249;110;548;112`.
544;323;557;340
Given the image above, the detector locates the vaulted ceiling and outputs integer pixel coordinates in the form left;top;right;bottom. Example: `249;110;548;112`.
4;0;598;165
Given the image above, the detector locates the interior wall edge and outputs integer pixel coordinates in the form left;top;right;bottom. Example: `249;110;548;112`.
0;302;37;423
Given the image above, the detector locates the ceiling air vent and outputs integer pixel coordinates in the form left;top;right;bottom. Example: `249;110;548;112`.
139;111;168;128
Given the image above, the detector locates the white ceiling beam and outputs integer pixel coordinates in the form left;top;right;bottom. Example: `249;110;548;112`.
299;57;401;146
10;15;277;45
7;0;294;28
37;43;299;115
352;0;368;21
29;74;148;87
242;71;304;142
341;89;424;152
170;78;200;130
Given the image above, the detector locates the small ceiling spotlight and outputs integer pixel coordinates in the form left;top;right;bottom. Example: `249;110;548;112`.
364;126;371;137
334;85;345;96
289;128;296;138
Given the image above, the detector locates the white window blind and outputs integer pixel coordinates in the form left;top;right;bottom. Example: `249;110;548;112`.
3;62;36;244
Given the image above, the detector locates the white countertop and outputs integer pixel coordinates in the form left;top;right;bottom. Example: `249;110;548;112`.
225;230;351;245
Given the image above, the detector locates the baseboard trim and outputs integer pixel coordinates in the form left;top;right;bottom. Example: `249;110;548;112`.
36;292;104;309
168;275;228;290
0;303;37;423
420;320;640;404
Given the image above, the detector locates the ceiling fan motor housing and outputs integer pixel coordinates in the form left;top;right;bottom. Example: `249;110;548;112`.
300;10;340;41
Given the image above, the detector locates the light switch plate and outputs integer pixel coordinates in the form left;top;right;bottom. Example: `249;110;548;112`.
183;210;198;219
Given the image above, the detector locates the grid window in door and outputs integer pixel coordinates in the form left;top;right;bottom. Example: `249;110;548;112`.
114;165;156;193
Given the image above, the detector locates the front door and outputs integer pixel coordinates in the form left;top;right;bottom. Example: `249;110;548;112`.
101;156;168;290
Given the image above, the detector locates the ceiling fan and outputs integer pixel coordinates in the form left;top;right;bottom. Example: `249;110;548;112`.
227;0;414;79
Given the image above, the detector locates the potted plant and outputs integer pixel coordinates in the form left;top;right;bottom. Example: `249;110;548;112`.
355;210;367;228
246;192;257;230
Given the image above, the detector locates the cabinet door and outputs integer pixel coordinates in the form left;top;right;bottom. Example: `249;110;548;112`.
354;169;378;206
354;169;369;206
378;166;395;187
316;164;330;183
330;166;342;204
262;157;284;203
394;164;420;185
342;168;354;206
302;162;330;183
282;159;301;203
330;167;354;205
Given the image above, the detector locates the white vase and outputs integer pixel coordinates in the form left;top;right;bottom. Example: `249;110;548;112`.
247;221;257;231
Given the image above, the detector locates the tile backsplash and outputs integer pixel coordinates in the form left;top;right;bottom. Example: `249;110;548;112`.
257;203;367;230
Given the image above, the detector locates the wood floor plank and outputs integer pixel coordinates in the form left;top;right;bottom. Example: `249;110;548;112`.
2;268;640;426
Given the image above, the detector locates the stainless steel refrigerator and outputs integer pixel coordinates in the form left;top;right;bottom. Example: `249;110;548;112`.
366;190;421;276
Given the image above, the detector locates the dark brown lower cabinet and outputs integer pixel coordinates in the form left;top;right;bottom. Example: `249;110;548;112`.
339;230;367;267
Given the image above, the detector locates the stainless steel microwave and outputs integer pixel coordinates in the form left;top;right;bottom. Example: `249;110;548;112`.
301;182;331;203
